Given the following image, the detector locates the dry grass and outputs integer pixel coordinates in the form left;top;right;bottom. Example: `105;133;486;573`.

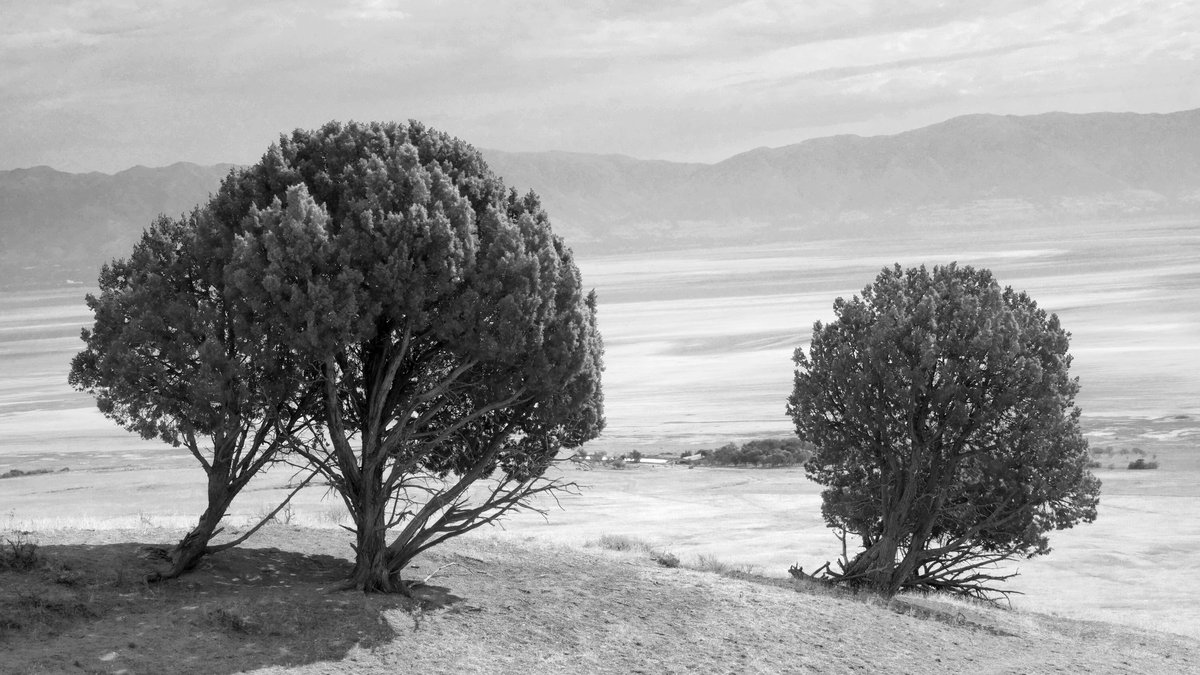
590;533;654;553
2;522;1199;674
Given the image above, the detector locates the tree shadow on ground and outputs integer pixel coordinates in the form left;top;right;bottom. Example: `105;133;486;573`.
1;540;461;674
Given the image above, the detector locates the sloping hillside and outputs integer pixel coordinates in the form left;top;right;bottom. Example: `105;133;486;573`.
6;526;1196;674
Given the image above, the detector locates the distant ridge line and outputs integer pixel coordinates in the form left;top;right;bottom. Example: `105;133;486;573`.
3;108;1199;285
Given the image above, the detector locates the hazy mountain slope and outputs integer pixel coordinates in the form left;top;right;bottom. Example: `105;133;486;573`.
2;109;1198;284
699;109;1200;210
0;162;233;284
480;150;706;246
489;109;1200;245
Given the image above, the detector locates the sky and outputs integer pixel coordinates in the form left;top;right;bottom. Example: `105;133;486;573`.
3;0;1199;173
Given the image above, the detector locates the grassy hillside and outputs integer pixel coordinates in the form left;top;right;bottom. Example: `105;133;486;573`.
3;526;1196;674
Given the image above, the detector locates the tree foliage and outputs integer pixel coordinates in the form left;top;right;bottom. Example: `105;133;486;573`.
213;121;604;592
788;263;1100;600
69;211;317;578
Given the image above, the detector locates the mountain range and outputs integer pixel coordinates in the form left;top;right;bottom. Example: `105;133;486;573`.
3;109;1199;284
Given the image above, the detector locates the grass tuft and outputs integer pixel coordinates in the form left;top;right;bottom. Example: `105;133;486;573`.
692;553;759;576
652;551;681;568
15;591;99;623
206;605;258;634
592;534;653;553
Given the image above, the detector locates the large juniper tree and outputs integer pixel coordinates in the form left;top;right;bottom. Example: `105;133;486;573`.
788;263;1100;599
219;121;604;592
69;210;318;578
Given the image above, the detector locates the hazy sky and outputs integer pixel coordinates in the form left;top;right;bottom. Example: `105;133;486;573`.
3;0;1198;173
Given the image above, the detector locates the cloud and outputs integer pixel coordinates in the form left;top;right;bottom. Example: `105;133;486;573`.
333;0;408;22
1;0;1198;171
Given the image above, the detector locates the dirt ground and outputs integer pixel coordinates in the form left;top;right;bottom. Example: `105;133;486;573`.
2;526;1196;674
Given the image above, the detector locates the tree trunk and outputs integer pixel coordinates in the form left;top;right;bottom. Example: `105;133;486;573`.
162;461;237;580
347;474;403;593
842;530;901;595
165;491;234;578
166;507;222;578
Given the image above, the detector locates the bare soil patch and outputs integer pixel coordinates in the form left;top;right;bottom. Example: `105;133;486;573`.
0;528;411;674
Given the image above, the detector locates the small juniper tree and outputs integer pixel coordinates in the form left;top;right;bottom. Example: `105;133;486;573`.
219;121;605;592
788;263;1100;600
69;211;319;578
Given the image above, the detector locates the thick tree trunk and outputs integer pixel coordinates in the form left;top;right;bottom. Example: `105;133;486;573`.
347;475;404;593
842;530;901;595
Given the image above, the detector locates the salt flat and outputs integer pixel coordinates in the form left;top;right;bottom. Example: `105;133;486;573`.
579;217;1200;450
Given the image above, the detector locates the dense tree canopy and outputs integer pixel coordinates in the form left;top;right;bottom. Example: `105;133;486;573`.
214;121;605;592
69;211;317;578
788;263;1100;599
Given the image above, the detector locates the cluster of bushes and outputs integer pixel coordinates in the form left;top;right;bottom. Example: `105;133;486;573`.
688;438;814;468
1091;446;1147;457
1086;446;1160;470
0;468;68;480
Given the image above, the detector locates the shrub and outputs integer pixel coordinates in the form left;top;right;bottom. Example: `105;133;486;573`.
0;535;39;571
0;468;57;480
205;605;257;634
652;551;680;568
1127;458;1159;470
594;535;650;553
693;554;759;576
